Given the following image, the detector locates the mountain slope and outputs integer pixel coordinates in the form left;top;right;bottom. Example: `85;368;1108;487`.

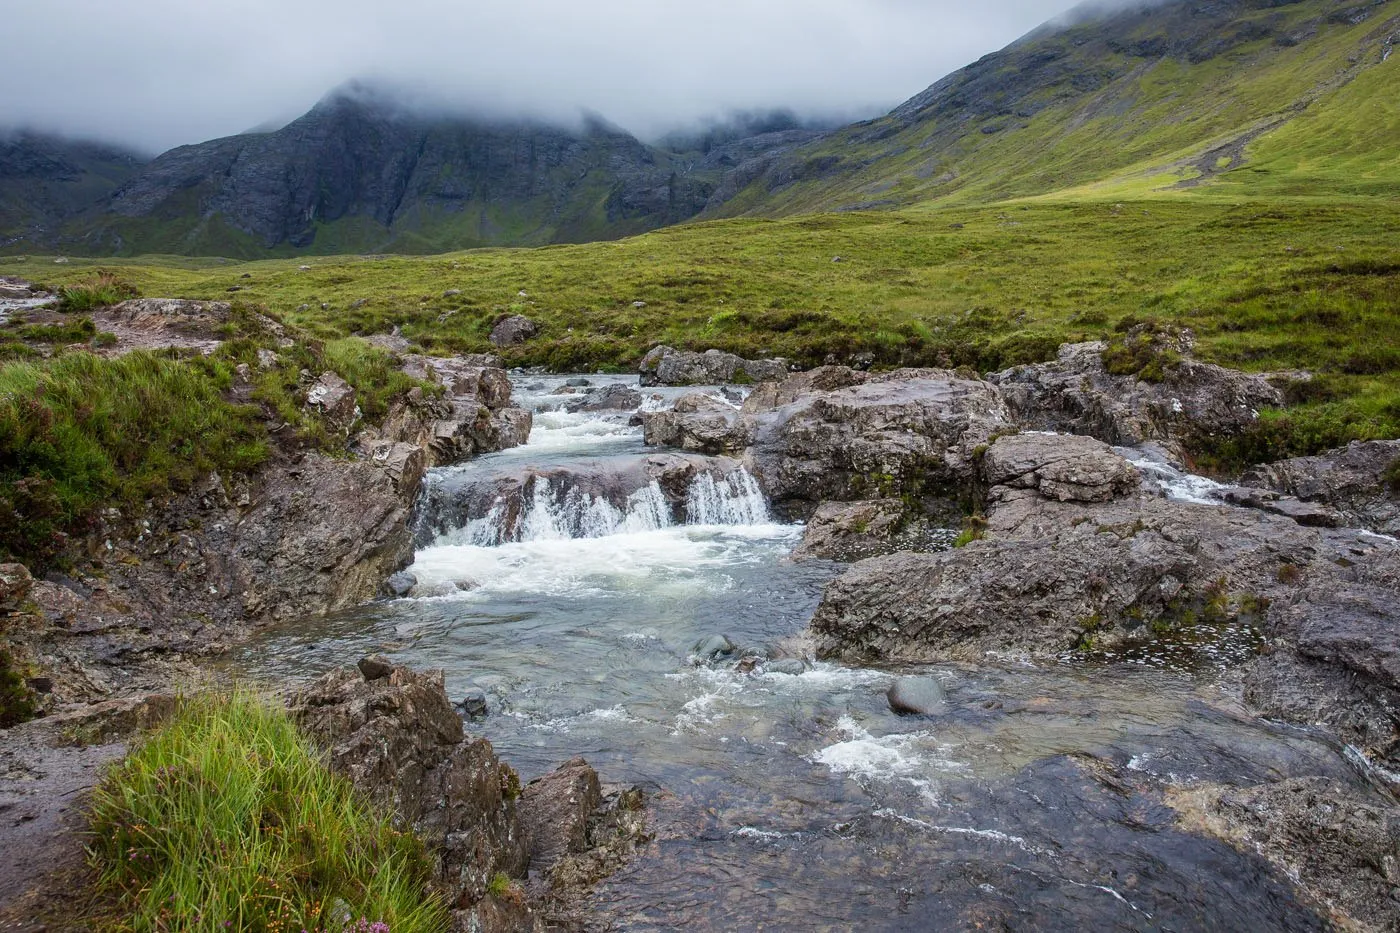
0;133;146;249
707;0;1400;216
52;88;823;258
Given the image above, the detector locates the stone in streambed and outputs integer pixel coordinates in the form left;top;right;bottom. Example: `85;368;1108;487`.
357;654;394;681
458;689;489;720
887;676;947;715
693;634;737;661
385;570;417;597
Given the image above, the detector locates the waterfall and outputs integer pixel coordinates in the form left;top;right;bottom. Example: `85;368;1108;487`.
686;469;770;526
435;467;771;546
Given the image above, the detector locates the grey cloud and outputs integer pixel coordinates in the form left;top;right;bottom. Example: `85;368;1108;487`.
2;0;1079;153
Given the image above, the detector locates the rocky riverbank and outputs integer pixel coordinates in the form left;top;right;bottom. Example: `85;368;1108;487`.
640;338;1400;927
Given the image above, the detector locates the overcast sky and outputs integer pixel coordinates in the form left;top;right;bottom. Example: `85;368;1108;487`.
3;0;1082;154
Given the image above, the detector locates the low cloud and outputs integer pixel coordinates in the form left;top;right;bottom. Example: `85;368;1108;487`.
2;0;1078;153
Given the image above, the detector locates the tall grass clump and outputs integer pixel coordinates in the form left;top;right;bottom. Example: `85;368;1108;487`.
88;691;448;932
57;271;139;311
0;351;267;568
322;338;424;419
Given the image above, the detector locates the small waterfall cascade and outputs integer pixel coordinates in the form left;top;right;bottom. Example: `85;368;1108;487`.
686;469;770;526
438;467;772;547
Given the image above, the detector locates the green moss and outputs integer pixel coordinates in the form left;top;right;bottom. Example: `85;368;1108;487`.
953;513;988;548
0;647;38;728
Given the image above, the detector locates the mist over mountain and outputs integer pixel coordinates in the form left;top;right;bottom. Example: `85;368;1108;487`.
2;0;1395;256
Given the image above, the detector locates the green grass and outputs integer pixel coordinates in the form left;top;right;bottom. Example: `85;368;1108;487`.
88;690;448;932
7;195;1399;467
56;272;140;311
0;351;267;569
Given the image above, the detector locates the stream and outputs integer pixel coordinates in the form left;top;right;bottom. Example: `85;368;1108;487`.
233;373;1372;930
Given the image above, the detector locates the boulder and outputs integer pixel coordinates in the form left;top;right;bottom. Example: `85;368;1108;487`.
989;340;1284;456
887;676;947;715
1242;439;1400;535
563;383;643;413
741;365;870;412
289;664;529;908
638;345;787;387
791;499;908;562
490;314;539;347
305;371;359;434
518;757;602;872
745;371;1013;516
643;393;749;454
375;359;532;468
982;433;1140;503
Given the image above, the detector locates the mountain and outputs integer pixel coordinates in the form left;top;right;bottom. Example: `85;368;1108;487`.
705;0;1400;215
17;87;822;258
3;0;1396;257
0;133;146;250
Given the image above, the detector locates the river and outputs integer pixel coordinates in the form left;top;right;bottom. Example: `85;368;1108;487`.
233;373;1370;930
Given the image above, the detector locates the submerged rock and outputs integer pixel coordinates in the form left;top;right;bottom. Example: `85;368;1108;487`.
887;676;947;715
693;634;738;661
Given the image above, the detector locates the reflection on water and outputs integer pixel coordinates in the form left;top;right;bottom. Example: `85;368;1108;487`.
229;374;1367;930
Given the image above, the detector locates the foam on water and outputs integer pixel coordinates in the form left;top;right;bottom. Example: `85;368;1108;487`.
410;522;800;600
810;715;965;804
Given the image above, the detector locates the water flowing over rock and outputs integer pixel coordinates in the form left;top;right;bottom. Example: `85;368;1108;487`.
415;459;769;549
1242;439;1400;535
638;345;788;387
810;431;1400;781
988;340;1285;459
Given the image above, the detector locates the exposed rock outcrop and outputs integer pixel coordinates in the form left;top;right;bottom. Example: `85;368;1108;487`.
792;499;919;562
289;662;647;931
562;383;643;413
638;345;788;387
1242;439;1400;535
989;340;1284;459
290;664;530;915
642;392;748;454
809;432;1400;777
982;432;1140;503
369;355;532;467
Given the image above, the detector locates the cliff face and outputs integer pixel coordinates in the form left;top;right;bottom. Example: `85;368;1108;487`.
68;90;797;256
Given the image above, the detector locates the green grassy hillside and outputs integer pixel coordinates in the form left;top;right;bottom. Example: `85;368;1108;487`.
710;0;1400;215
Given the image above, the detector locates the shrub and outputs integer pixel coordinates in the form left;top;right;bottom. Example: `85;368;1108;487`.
88;691;447;932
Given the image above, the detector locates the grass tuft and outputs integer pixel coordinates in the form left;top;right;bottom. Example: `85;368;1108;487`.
87;691;448;932
57;272;139;312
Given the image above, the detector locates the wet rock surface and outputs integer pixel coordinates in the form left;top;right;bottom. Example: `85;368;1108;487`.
989;339;1285;458
1169;777;1400;930
811;431;1400;787
638;344;787;387
289;662;644;931
1244;438;1400;535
